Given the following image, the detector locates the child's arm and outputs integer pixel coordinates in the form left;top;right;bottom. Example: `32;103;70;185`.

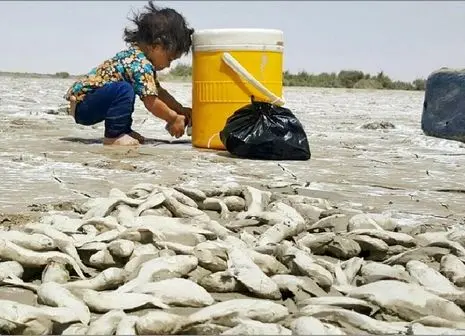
142;96;185;138
157;85;184;112
157;84;192;124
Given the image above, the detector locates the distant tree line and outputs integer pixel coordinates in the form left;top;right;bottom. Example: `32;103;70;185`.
164;64;426;91
0;66;426;91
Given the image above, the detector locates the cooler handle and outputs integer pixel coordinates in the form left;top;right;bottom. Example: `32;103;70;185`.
221;52;286;106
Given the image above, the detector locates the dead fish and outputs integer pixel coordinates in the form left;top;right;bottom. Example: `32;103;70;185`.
21;317;53;335
107;239;135;258
181;322;229;335
271;274;327;298
199;271;243;293
407;322;465;335
280;245;333;289
115;204;136;228
115;315;138;335
80;216;126;233
88;248;117;269
0;276;39;292
257;204;306;246
239;231;258;247
201;220;233;239
78;288;168;313
40;214;83;233
193;241;228;272
154;241;195;255
134;192;165;216
132;278;214;307
289;316;328;335
223;195;246;212
414;231;450;246
271;194;332;210
0;231;55;251
162;191;207;219
321;323;346;335
299;297;379;315
307;214;348;232
346;229;415;247
202;197;230;219
75;229;121;246
23;223;96;276
186;299;288;326
140;206;173;217
61;323;88;335
447;229;465;246
42;260;70;284
344;280;465;321
300;305;407;335
0;238;87;279
116;255;198;293
224;219;260;230
82;190;143;220
341;257;364;284
0;299;81;325
37;282;90;325
295;232;335;254
247;249;288;275
135;311;184;335
348;213;386;231
63;267;127;291
0;260;24;280
411;315;465;329
383;246;450;266
85;310;126;335
130;242;159;259
240;186;271;217
77;241;107;251
174;185;207;202
131;215;216;239
124;253;159;274
405;260;462;296
221;319;292;335
360;261;411;284
440;254;465;287
351;234;389;254
160;187;200;208
128;183;157;195
227;247;281;300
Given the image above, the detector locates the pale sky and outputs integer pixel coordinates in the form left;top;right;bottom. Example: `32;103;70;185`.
1;1;464;81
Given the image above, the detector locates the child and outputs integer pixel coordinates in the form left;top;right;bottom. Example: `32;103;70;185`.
64;1;193;146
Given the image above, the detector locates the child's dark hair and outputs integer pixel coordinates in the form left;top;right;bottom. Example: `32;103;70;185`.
124;1;194;56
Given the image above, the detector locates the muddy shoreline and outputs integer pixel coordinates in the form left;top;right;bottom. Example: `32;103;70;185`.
0;77;464;230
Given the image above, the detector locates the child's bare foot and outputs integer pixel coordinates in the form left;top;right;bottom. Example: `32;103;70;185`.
129;130;145;144
103;134;140;146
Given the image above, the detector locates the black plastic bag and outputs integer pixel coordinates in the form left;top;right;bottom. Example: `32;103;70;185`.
219;99;311;160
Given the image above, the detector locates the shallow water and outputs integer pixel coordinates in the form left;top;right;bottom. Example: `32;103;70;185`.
0;76;464;228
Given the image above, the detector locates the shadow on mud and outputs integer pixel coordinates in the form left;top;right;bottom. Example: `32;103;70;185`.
59;137;192;145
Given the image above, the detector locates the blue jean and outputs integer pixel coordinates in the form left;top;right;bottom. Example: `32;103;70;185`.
74;81;136;138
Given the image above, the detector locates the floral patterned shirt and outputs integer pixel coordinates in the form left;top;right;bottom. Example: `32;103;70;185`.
64;44;159;103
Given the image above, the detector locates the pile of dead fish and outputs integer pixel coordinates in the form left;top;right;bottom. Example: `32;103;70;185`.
1;182;465;335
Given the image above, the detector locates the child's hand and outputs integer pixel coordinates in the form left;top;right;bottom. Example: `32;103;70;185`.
167;115;186;138
179;107;192;126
